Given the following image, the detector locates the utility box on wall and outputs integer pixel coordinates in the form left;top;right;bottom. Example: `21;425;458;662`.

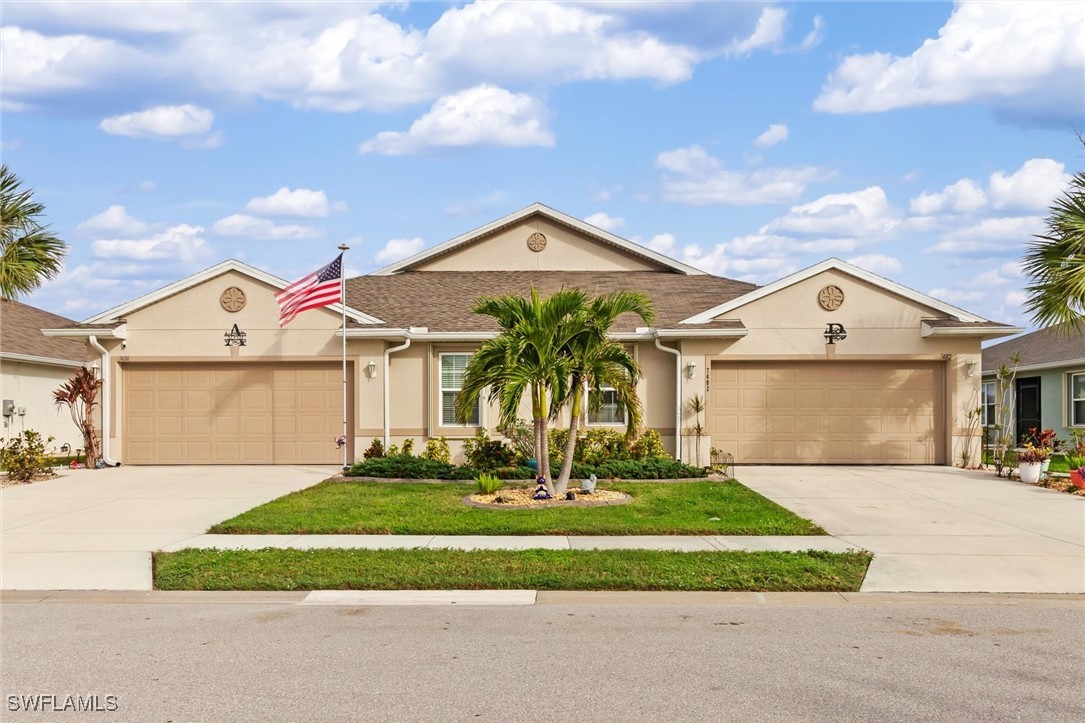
2;399;14;417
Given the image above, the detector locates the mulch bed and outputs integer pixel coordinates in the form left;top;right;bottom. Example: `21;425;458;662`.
465;487;631;509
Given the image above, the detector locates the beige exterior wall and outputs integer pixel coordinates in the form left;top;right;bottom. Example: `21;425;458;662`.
0;360;83;452
679;269;983;466
415;217;666;273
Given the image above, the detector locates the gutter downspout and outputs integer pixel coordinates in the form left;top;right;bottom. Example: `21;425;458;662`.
654;336;682;462
383;338;412;450
88;336;120;467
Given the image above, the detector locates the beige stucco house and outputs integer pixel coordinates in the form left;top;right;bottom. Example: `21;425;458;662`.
44;203;1019;467
1;299;85;452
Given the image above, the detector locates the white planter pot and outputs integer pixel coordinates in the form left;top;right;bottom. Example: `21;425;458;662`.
1041;459;1051;473
1019;461;1043;484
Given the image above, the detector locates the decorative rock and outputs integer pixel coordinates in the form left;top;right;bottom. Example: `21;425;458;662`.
565;491;576;500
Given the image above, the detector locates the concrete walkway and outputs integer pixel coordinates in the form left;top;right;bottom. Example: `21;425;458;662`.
737;465;1085;593
160;533;858;553
1;465;334;590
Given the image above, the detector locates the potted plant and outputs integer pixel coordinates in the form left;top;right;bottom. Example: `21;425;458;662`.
1017;444;1050;485
1066;455;1085;489
1025;428;1057;473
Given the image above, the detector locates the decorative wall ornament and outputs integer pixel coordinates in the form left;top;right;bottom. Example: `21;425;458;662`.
824;323;847;345
818;285;844;311
526;232;548;252
220;286;247;312
224;323;247;347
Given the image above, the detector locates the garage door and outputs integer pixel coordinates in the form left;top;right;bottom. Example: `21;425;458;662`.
123;362;350;464
708;361;945;464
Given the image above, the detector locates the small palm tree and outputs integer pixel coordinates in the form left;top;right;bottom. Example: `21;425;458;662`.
1022;140;1085;331
457;287;583;493
552;291;653;495
54;367;102;468
0;165;68;300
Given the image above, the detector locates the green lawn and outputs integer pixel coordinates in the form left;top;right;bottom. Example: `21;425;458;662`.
154;548;869;592
209;480;824;536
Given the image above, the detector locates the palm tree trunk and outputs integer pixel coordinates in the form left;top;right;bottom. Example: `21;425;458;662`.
555;385;581;496
538;385;554;493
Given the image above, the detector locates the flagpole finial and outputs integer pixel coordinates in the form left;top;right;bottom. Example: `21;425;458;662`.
338;243;349;252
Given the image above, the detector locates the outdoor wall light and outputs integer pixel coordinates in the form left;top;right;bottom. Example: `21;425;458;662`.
685;361;697;379
366;360;377;378
966;362;976;378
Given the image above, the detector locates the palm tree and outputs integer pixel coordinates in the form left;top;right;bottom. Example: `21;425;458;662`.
552;291;654;495
54;366;102;468
0;165;68;300
1022;141;1085;331
456;287;585;494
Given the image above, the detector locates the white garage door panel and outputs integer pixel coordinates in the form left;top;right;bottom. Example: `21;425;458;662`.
123;362;347;464
709;361;944;464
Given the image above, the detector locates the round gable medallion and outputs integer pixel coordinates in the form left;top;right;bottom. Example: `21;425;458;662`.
526;232;548;252
220;286;247;312
818;285;844;311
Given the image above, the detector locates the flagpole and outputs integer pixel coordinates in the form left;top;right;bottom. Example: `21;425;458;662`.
338;243;349;470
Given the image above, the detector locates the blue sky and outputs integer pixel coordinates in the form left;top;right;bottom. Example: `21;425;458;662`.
3;1;1082;328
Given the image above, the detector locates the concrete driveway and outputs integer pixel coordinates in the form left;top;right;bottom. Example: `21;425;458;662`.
1;465;332;590
738;466;1085;593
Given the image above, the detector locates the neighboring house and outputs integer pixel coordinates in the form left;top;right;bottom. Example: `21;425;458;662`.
981;325;1085;446
0;299;86;451
44;203;1018;467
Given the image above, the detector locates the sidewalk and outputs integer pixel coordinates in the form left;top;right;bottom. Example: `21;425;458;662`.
158;534;859;553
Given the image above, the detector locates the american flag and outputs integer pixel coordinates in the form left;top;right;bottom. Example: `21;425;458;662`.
276;253;343;327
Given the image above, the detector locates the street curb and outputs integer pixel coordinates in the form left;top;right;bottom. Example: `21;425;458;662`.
3;590;1082;607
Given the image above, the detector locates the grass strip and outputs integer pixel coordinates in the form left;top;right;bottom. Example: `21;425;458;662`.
208;480;824;536
154;548;869;592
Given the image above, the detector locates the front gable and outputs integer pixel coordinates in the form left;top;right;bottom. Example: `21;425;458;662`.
374;203;704;275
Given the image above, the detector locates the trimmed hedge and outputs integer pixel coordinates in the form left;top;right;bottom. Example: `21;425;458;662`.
345;454;704;480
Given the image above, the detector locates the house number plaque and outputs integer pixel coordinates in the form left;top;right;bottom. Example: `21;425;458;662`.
818;285;844;311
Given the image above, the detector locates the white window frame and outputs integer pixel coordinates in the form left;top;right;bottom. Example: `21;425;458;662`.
587;386;627;426
981;381;997;427
438;353;479;427
1071;371;1085;427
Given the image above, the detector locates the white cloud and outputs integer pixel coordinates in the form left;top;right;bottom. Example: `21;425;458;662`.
814;2;1085;121
92;224;212;262
0;26;140;99
926;215;1045;255
910;179;987;216
137;180;156;192
754;123;788;148
727;7;786;55
211;214;324;241
375;237;425;265
444;190;506;216
657;145;825;205
761;186;901;238
245;187;337;218
359;85;554;155
927;287;986;305
584;212;625;232
988;158;1070;211
800;16;824;51
99;104;214;139
75;205;150;237
846;254;903;276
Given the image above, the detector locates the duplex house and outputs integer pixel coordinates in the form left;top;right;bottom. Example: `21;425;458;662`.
981;325;1085;445
44;204;1018;467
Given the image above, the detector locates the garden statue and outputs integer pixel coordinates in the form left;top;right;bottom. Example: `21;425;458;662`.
533;476;552;500
581;474;597;494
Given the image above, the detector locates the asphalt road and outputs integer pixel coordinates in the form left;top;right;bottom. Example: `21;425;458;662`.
2;601;1083;722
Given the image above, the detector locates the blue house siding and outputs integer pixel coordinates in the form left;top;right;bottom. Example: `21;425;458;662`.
983;365;1085;445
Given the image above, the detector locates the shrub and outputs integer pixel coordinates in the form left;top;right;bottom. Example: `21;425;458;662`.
1065;455;1085;470
571;458;705;480
496;419;535;462
401;438;414;456
1;430;55;482
463;429;518;470
363;438;385;460
631;429;667;459
421;436;451;464
490;466;536;480
347;456;468;479
475;473;504;494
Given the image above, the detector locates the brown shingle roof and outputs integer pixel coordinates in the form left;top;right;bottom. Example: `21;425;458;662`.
924;319;1015;329
981;324;1085;372
345;271;757;332
0;299;87;362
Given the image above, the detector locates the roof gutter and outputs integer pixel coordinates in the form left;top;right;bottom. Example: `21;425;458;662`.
42;326;126;339
0;352;84;369
921;323;1024;338
87;336;120;467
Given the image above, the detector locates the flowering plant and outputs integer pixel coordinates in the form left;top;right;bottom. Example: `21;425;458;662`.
1017;443;1050;464
1024;427;1057;451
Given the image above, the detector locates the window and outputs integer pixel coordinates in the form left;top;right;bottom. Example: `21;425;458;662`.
982;381;997;427
439;353;479;426
1072;372;1085;427
588;387;626;425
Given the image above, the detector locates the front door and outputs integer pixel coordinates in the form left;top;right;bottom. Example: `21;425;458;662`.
1015;377;1042;445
